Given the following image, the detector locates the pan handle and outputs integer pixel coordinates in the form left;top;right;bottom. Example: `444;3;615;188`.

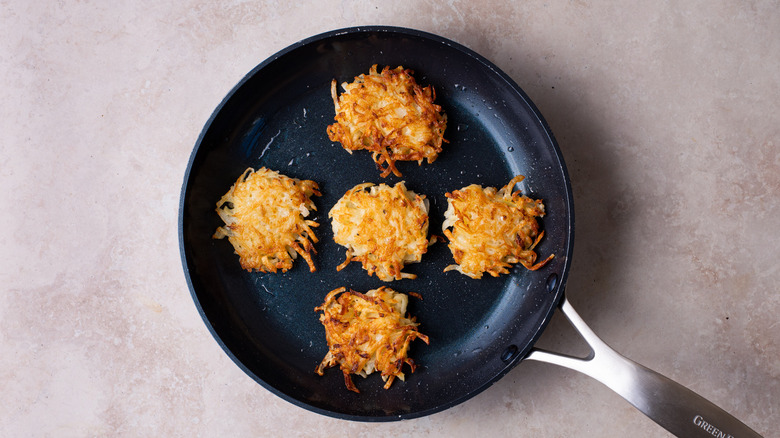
525;296;763;438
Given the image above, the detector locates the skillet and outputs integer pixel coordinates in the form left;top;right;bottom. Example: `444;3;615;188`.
179;26;761;436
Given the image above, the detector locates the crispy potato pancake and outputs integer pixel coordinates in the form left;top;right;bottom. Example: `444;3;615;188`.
329;182;431;281
442;175;554;279
326;65;448;177
315;286;429;393
213;167;321;273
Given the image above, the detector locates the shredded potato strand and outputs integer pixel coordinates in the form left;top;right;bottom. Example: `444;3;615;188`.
329;182;431;281
315;287;429;393
442;175;554;278
213;167;321;273
327;65;448;177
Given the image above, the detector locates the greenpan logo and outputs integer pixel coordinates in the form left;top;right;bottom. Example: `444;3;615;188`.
693;415;734;438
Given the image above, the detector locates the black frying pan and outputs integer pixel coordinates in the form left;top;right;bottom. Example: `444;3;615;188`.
179;27;761;436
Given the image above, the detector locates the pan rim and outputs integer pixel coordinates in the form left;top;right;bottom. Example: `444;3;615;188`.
178;25;575;421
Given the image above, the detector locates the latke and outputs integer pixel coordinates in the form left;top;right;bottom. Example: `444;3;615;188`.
315;286;429;393
442;175;553;278
213;167;321;273
326;65;448;177
329;182;431;281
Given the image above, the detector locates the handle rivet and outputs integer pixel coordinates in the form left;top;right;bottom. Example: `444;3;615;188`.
501;345;518;362
546;273;558;293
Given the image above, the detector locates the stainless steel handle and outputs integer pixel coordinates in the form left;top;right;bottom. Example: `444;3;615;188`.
525;296;763;438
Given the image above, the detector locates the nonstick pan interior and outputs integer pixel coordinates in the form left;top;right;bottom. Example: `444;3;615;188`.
179;26;574;420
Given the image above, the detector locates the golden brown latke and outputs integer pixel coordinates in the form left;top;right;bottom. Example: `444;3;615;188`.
442;175;554;279
329;182;432;281
213;167;321;273
315;286;429;393
326;65;448;177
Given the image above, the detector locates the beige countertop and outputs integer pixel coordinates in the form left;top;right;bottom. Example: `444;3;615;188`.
2;1;778;436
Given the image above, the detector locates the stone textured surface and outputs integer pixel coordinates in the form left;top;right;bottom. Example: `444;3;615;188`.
1;1;777;436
